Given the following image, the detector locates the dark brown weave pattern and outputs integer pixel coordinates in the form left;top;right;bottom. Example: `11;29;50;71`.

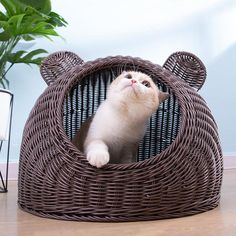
18;52;223;222
40;51;84;85
163;51;206;90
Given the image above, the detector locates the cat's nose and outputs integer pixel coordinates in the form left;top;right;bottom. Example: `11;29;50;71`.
131;79;137;84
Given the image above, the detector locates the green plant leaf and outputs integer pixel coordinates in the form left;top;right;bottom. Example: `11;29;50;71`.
0;0;29;17
22;34;34;41
8;14;25;34
0;30;12;41
0;0;67;88
0;0;16;17
7;48;47;65
0;14;26;36
47;11;67;27
7;50;27;61
0;11;8;21
18;0;51;14
21;48;47;61
0;20;10;31
0;13;58;39
30;22;59;38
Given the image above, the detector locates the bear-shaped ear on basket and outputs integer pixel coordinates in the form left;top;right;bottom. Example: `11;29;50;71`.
40;50;206;91
40;51;84;86
163;51;207;91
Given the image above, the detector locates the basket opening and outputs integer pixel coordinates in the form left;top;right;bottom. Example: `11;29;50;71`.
63;66;181;162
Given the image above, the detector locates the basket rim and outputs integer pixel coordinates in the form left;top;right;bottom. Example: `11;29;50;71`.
48;55;196;171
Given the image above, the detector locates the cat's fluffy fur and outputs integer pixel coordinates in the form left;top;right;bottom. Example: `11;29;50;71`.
72;71;169;168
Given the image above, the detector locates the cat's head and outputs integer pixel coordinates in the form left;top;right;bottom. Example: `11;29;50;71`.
108;71;169;112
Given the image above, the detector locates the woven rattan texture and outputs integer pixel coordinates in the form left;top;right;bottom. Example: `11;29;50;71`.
18;52;223;222
40;51;84;86
163;51;206;90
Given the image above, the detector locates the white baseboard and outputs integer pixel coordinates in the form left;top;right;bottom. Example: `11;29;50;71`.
223;155;236;169
1;156;236;180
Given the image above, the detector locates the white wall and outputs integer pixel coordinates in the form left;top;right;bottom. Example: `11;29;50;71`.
2;0;236;162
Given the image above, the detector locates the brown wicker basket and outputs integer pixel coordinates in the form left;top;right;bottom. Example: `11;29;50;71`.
18;51;223;222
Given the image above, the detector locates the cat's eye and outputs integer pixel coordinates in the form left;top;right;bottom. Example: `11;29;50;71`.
142;80;151;88
124;73;132;79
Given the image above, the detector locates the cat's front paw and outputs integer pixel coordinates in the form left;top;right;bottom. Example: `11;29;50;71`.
86;149;110;168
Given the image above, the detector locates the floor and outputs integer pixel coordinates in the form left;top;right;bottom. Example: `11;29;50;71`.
0;170;236;236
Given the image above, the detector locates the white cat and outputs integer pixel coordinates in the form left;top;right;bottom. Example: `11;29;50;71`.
73;71;169;168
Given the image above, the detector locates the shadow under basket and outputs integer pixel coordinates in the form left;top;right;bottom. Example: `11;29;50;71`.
18;51;223;222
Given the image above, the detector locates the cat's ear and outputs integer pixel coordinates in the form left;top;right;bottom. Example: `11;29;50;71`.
158;91;169;103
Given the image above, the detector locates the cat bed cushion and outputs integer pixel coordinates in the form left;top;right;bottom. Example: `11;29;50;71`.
18;51;223;222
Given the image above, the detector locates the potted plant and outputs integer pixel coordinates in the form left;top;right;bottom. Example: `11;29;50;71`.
0;0;67;192
0;0;67;88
